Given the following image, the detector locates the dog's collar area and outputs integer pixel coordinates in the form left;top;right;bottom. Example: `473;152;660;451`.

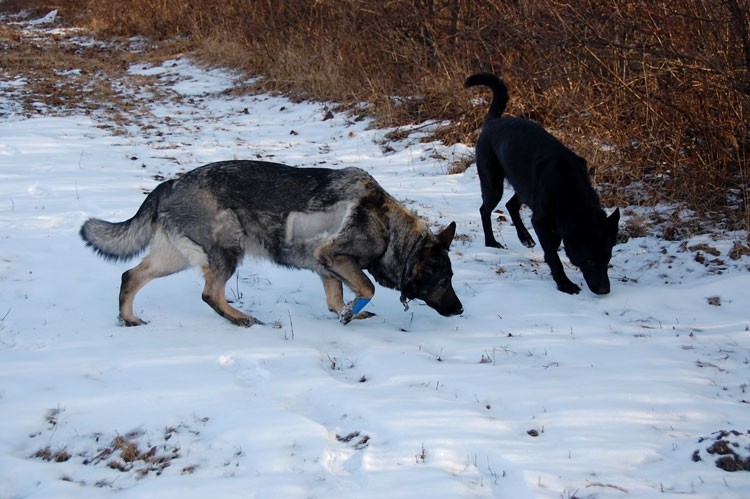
398;234;428;309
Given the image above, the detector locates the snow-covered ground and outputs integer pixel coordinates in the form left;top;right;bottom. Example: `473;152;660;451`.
1;15;749;499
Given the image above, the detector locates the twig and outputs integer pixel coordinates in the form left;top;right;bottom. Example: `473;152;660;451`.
287;309;294;340
586;481;628;493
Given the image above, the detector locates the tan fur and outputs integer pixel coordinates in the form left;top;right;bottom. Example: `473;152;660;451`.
201;266;258;326
80;160;462;326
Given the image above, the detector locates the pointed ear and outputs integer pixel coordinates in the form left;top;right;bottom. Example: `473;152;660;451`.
436;221;457;249
608;208;620;238
608;208;620;225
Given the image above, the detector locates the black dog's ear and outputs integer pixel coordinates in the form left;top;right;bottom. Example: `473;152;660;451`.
608;208;620;239
436;221;457;249
608;208;620;225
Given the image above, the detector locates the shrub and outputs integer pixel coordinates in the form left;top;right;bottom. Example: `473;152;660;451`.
11;0;750;230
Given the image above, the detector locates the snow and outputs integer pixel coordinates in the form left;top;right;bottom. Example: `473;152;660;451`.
1;21;750;499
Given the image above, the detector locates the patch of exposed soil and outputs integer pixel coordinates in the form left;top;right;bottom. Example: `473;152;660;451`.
693;430;750;472
0;9;187;123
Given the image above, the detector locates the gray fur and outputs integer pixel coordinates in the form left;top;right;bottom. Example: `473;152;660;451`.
80;160;462;326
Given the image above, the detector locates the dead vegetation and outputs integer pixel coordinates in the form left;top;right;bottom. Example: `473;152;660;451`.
0;14;181;127
31;426;187;482
28;408;208;488
2;0;749;232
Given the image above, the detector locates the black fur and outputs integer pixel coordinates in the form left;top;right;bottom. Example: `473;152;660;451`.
465;73;619;295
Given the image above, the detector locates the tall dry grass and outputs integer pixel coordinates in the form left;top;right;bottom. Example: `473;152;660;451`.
11;0;750;231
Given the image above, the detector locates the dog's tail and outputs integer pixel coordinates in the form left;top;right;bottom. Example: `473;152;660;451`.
80;180;174;262
464;73;509;119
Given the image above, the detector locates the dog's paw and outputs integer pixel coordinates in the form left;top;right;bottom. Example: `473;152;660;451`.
339;310;353;325
485;240;505;249
339;297;373;325
557;281;581;294
352;311;376;321
520;238;536;248
233;315;263;327
119;315;148;327
339;309;376;324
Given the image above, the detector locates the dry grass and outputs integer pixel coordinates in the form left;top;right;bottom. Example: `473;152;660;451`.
28;408;205;487
3;0;749;232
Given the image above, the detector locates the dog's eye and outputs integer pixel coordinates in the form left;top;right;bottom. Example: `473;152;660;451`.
439;278;449;288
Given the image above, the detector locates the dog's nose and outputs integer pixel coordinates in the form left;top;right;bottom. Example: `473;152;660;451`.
584;273;610;295
592;285;610;295
441;303;463;316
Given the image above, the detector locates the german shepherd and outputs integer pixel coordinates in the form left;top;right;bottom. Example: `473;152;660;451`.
80;160;463;326
465;73;619;295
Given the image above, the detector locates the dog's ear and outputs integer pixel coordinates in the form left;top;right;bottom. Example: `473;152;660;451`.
436;221;457;249
608;208;620;225
608;208;620;238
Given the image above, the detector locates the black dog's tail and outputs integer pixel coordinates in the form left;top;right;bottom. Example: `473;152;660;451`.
464;73;509;119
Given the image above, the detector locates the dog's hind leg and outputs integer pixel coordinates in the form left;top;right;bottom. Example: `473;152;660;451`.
194;210;262;327
201;262;261;327
505;194;536;248
119;259;168;326
477;158;505;248
118;232;190;326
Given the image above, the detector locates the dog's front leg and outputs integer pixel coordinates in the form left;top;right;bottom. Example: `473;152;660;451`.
332;265;376;324
532;218;580;294
322;276;345;313
544;251;580;294
339;296;377;324
316;247;376;324
322;275;375;322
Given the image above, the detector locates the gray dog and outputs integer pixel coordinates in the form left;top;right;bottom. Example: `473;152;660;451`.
80;160;463;326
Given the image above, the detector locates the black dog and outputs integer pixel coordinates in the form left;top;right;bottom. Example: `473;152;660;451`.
465;73;619;295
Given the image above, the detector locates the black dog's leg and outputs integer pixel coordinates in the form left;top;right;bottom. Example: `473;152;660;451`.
478;159;505;249
532;216;580;294
505;194;535;248
480;203;503;248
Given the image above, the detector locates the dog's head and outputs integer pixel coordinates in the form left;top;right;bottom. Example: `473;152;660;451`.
564;208;620;295
401;222;463;316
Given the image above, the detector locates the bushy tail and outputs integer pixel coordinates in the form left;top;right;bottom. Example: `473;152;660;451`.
80;180;173;261
464;73;509;119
